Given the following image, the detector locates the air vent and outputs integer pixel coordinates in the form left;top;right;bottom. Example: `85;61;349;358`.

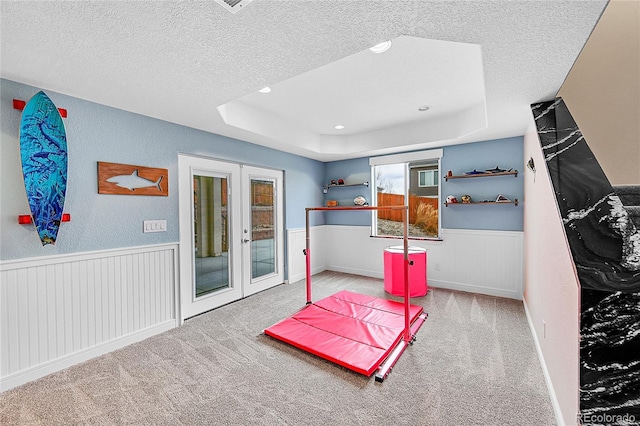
214;0;253;14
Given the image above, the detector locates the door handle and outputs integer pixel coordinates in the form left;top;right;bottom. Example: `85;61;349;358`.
243;238;251;243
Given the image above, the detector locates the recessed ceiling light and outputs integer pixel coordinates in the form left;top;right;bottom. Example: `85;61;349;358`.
369;40;392;54
334;125;345;130
418;105;430;112
259;86;271;93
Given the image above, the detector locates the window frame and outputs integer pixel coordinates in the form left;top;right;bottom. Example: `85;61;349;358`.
418;169;438;188
369;149;443;240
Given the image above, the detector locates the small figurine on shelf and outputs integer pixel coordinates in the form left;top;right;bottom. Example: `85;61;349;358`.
447;170;453;177
353;195;367;206
326;200;338;207
338;179;345;185
446;195;458;204
495;194;511;202
330;179;337;185
485;166;506;173
461;194;472;203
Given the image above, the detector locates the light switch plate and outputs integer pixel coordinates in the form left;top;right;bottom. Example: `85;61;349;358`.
143;220;167;233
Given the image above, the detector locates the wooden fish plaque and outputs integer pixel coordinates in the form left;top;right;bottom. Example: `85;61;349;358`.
98;162;168;196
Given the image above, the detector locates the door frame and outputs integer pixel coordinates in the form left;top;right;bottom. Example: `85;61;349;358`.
177;154;285;323
241;164;285;297
178;155;243;322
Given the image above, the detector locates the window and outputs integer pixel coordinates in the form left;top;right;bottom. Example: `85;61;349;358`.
370;150;442;239
418;170;438;187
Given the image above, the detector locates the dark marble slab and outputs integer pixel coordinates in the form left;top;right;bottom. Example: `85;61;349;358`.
581;288;640;423
531;99;640;292
531;98;640;422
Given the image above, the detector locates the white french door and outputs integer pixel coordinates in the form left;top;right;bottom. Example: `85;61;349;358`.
241;165;285;296
178;155;284;321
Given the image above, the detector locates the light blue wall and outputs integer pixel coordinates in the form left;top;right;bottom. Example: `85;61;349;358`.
0;79;325;260
1;78;524;262
323;136;524;232
324;158;371;226
441;137;523;231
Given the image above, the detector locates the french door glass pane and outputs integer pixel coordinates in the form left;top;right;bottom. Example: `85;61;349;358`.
193;175;229;298
251;178;276;279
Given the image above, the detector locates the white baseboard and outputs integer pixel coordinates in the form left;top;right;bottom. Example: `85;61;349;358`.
287;225;328;284
288;225;524;300
326;265;383;280
429;279;519;299
319;226;523;300
0;320;176;392
523;300;565;425
288;266;326;284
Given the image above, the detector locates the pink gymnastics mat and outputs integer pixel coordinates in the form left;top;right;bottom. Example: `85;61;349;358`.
264;290;424;376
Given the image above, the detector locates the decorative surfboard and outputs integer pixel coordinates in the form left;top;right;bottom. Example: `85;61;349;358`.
19;91;68;245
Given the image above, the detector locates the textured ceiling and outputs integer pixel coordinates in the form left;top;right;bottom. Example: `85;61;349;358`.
0;1;608;161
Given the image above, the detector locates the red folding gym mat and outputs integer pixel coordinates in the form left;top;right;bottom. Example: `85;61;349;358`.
264;290;425;377
267;206;428;381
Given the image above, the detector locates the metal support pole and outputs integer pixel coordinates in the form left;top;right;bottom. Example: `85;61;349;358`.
303;205;407;307
403;205;410;343
301;205;424;383
305;208;312;304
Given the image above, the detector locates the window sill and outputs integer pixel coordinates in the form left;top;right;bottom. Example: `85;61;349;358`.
370;235;443;242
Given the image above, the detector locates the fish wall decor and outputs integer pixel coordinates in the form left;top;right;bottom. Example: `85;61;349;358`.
98;162;168;196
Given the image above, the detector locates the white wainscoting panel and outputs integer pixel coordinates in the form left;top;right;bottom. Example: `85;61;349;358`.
435;229;523;299
324;225;391;278
287;226;327;284
320;226;523;299
0;244;178;391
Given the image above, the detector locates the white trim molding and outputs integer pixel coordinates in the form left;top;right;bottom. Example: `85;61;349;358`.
319;225;523;299
0;244;179;391
369;148;444;166
287;226;327;284
428;228;523;299
287;225;523;299
523;300;565;426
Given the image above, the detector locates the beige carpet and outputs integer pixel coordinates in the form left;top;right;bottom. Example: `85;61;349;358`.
0;271;556;425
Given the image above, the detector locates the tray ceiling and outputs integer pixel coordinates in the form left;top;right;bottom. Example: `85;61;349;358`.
0;1;608;161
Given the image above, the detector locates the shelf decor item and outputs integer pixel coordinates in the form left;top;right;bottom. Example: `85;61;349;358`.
322;181;369;194
19;91;68;245
485;166;506;173
464;169;484;175
444;169;518;181
353;195;367;206
444;166;519;207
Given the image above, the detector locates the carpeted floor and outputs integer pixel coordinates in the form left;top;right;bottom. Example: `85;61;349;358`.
0;271;556;425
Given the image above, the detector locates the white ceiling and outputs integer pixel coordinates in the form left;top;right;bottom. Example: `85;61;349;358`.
0;1;608;162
